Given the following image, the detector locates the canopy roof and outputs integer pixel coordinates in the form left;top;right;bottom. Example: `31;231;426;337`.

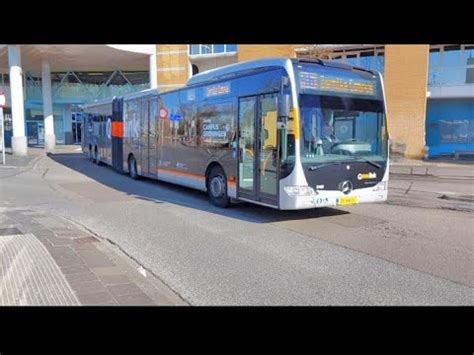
0;45;153;72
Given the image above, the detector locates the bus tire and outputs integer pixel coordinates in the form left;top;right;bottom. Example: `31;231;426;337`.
128;155;139;180
94;147;101;165
207;165;230;208
88;145;93;161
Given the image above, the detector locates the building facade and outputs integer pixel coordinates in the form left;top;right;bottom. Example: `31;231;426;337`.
1;44;472;159
0;45;154;154
152;44;474;159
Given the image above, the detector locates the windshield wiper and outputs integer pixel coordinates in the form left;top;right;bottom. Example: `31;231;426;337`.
308;161;345;171
352;158;382;169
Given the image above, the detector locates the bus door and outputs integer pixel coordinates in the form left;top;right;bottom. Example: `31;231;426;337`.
148;99;159;177
139;99;150;176
237;93;279;206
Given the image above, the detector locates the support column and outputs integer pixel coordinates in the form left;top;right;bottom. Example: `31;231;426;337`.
156;45;189;92
384;45;429;159
149;53;158;89
63;105;73;144
8;45;27;156
41;59;55;152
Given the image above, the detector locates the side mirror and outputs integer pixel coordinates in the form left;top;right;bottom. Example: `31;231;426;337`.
278;94;291;130
278;94;291;118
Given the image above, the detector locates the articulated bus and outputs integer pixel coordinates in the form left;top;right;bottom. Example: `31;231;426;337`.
82;58;389;209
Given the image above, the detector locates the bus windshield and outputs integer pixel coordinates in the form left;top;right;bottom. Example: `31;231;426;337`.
299;94;388;164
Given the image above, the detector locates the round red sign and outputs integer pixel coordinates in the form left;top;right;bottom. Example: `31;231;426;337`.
0;92;6;108
159;108;168;119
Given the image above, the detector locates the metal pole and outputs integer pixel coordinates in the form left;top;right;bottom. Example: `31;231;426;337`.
0;107;5;165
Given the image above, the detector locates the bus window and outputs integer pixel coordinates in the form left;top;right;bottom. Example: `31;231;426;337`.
198;101;234;148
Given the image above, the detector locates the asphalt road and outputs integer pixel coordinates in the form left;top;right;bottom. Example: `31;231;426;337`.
1;149;473;305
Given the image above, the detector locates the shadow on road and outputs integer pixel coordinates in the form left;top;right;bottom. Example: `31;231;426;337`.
48;152;349;223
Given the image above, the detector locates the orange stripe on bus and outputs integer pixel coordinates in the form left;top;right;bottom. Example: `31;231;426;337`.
112;122;123;138
158;167;236;187
158;168;205;181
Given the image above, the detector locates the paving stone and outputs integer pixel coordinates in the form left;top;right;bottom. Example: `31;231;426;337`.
48;247;85;267
71;280;107;296
65;271;98;285
91;266;128;276
115;293;155;305
71;242;99;250
0;228;23;236
106;283;143;297
0;233;80;305
97;274;131;286
33;230;56;238
76;249;115;268
74;237;99;244
77;291;117;305
61;265;91;275
46;236;76;246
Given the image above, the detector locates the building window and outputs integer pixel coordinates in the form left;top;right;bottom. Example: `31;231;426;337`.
190;45;200;55
346;54;359;67
429;44;474;86
214;45;225;53
329;48;385;74
189;44;237;56
1;73;10;85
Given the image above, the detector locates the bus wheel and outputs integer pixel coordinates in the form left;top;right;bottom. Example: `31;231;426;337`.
94;147;101;165
207;166;230;208
128;155;139;180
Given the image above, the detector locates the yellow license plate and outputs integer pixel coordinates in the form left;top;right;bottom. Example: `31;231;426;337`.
337;196;359;206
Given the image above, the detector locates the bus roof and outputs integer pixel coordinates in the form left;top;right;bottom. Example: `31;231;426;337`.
122;88;159;101
82;58;379;109
187;58;294;86
187;57;378;87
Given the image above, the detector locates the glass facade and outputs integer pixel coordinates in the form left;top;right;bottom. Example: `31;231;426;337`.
189;44;238;56
2;70;149;146
329;48;385;74
428;45;474;86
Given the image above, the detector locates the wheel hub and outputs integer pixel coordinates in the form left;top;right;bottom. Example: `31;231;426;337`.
210;175;225;197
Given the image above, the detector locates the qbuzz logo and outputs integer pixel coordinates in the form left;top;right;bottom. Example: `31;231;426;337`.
338;180;353;195
357;172;377;181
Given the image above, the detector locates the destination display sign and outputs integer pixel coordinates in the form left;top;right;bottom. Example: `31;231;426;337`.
298;71;377;96
205;83;230;97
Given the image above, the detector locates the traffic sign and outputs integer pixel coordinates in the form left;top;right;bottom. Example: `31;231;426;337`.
0;92;6;108
159;107;168;120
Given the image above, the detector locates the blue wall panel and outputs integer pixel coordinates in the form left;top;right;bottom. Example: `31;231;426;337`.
426;98;474;157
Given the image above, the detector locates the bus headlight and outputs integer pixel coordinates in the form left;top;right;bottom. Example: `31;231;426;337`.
372;181;387;191
284;185;317;196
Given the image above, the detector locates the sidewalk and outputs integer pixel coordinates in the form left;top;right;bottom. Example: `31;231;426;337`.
0;147;44;169
0;207;187;306
0;146;83;179
390;155;474;179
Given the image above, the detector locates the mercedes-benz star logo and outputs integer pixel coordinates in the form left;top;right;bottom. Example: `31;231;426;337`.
339;180;353;195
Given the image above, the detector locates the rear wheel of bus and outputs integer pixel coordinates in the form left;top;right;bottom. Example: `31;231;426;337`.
207;165;230;208
94;146;101;165
128;155;139;180
88;145;93;161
